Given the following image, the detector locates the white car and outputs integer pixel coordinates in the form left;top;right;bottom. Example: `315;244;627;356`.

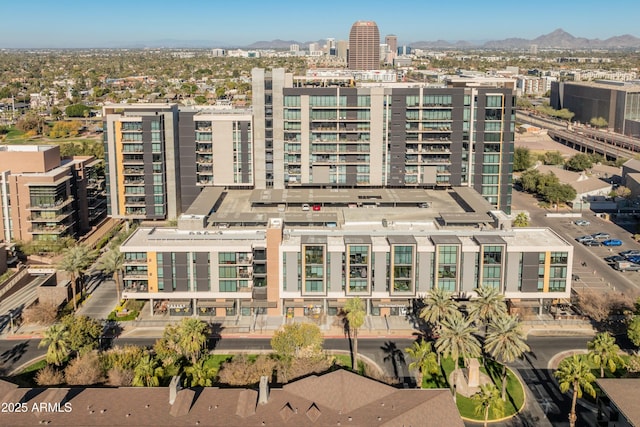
574;220;590;226
302;203;310;211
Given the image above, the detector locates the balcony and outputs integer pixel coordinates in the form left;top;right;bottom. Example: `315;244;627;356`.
29;223;73;235
29;210;73;222
27;197;74;211
124;258;147;265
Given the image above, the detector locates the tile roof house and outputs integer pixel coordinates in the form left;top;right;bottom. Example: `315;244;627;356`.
0;369;464;426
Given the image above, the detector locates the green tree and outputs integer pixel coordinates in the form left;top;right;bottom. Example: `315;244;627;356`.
541;182;577;208
65;103;91;118
435;313;482;370
61;314;102;356
512;212;529;227
58;245;96;312
184;358;217;387
175;318;209;365
630;315;640;347
518;169;541;193
154;324;183;369
405;339;438;388
543;151;565;166
554;355;596;427
133;354;164;387
566;153;593;172
473;383;504;427
587;332;624;378
589;116;608;128
343;297;366;371
468;286;508;333
513;147;533;172
95;248;124;302
38;324;70;366
194;95;207;105
484;315;530;400
270;322;324;360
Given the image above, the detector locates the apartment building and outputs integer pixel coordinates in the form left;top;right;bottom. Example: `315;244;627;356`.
0;145;105;248
119;189;572;318
104;71;515;220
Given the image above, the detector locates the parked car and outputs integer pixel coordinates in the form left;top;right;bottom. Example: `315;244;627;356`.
574;220;590;226
312;204;321;211
602;239;623;247
621;250;640;257
583;240;601;247
577;235;596;243
417;202;430;208
302;203;310;211
614;261;640;271
627;256;640;264
591;232;611;240
605;255;626;264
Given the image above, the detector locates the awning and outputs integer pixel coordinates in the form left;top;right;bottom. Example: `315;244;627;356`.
240;300;277;308
327;299;345;308
371;300;410;308
167;300;191;309
198;300;235;308
283;299;323;308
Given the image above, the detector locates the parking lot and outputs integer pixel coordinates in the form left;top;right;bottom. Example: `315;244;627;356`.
547;215;640;297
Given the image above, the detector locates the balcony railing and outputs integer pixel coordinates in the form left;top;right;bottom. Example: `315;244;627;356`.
27;197;74;211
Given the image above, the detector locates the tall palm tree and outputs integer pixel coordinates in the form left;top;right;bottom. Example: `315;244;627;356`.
38;324;70;366
184;358;216;387
472;383;504;427
468;285;508;333
95;248;124;302
58;245;96;312
587;332;624;378
176;318;209;364
435;312;481;370
343;297;366;372
484;314;530;400
405;339;438;388
133;354;164;387
419;287;459;326
554;355;596;427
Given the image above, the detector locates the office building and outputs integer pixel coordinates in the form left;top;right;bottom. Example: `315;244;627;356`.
119;188;572;318
336;40;348;62
385;34;398;64
551;80;640;137
0;145;105;248
348;21;380;70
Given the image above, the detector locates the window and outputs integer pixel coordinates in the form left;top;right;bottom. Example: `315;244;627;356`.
219;280;237;292
550;252;568;265
284;96;300;107
486;95;503;108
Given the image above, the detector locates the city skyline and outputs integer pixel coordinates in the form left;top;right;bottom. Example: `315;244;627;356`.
1;0;639;48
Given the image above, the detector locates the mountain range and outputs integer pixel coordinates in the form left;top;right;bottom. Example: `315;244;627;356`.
244;29;640;50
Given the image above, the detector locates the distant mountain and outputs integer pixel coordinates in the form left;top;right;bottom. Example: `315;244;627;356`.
412;29;640;50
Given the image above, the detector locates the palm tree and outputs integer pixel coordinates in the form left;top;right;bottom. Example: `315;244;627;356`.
133;354;164;387
176;318;209;364
484;314;530;400
58;245;96;312
587;332;624;378
435;312;481;370
472;383;504;427
468;285;508;333
184;358;216;387
419;287;459;326
405;339;438;388
38;324;70;366
554;355;596;427
95;248;124;302
343;297;366;372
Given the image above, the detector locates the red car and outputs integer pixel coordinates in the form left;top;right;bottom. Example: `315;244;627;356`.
312;204;321;211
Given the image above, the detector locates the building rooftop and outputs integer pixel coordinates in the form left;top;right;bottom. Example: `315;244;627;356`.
597;379;640;426
0;370;464;427
0;144;57;152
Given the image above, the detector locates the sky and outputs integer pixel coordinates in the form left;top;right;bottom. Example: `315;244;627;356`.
1;0;639;48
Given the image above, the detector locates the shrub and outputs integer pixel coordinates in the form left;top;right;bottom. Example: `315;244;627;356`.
21;301;59;325
106;367;134;386
217;354;276;386
64;351;104;385
35;365;65;386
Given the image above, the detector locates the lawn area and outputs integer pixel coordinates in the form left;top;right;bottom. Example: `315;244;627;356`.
11;359;47;387
431;357;525;421
203;354;234;371
332;354;366;374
